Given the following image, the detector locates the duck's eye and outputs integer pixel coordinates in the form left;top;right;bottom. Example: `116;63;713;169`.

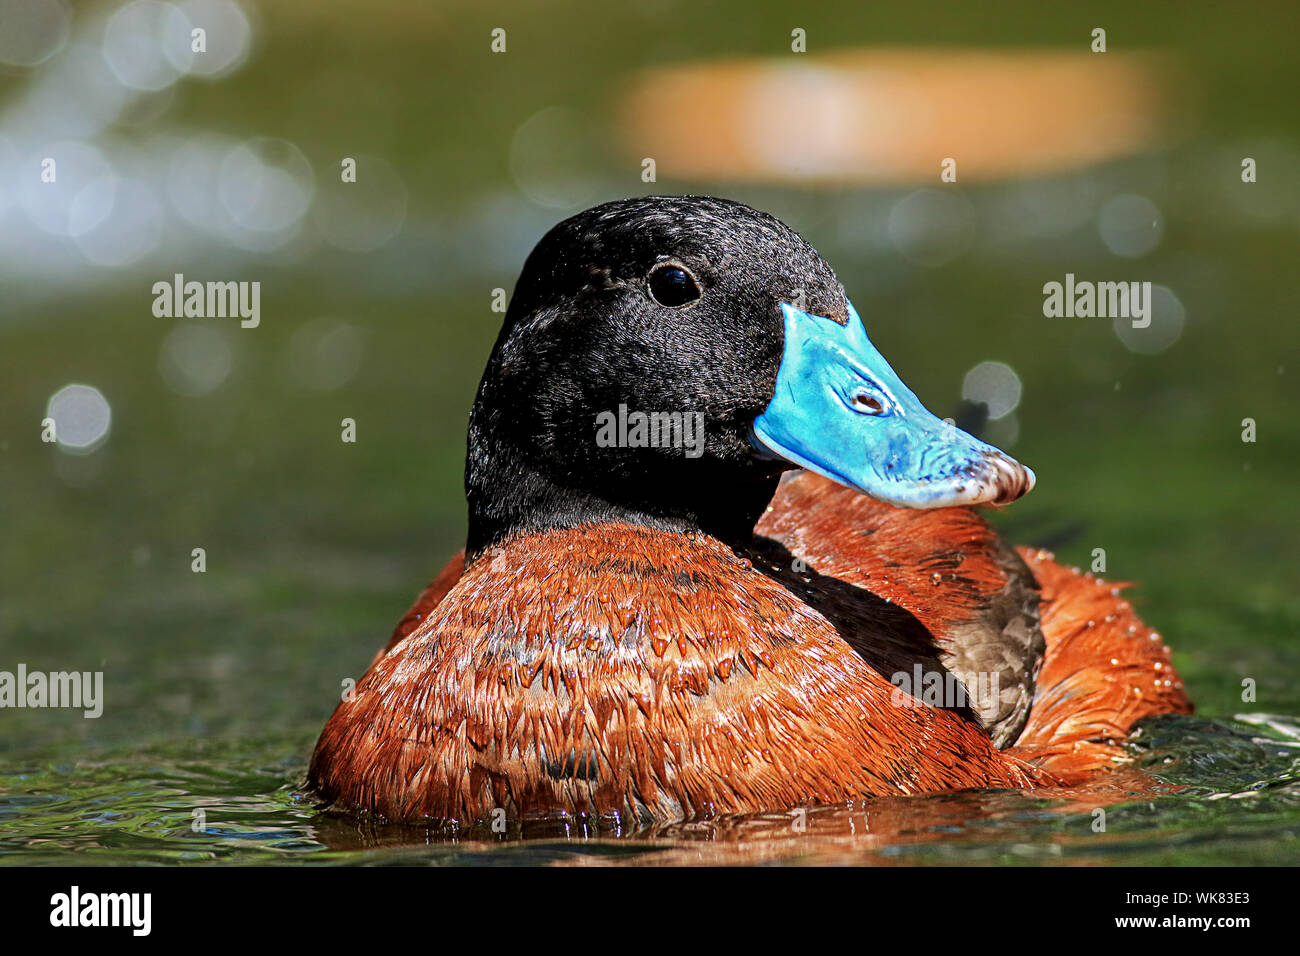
647;264;700;307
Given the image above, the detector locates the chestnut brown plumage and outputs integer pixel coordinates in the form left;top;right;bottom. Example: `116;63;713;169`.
311;474;1189;821
310;520;1052;822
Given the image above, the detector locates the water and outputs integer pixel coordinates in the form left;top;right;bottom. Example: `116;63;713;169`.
2;714;1296;866
2;2;1299;866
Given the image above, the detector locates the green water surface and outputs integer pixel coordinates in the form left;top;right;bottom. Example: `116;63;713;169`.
2;1;1298;865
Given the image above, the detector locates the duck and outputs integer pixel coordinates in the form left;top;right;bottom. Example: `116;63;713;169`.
308;195;1192;825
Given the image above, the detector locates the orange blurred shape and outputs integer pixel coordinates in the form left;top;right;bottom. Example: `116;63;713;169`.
621;49;1190;184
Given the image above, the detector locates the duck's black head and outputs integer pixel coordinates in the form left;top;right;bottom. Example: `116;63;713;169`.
465;196;1032;561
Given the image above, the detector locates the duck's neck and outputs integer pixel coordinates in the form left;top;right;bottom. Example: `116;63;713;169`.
464;428;784;563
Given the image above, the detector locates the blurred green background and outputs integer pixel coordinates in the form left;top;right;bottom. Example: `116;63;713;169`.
1;0;1298;864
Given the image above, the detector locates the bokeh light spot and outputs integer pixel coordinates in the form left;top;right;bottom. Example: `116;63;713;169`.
102;0;194;92
1114;284;1184;355
46;383;112;452
1098;193;1163;258
314;155;408;252
509;107;601;210
0;0;71;67
159;322;234;396
962;360;1022;421
887;189;974;266
289;318;363;390
171;0;252;78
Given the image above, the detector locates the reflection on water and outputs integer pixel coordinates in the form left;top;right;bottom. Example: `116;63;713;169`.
621;50;1189;185
3;714;1297;866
